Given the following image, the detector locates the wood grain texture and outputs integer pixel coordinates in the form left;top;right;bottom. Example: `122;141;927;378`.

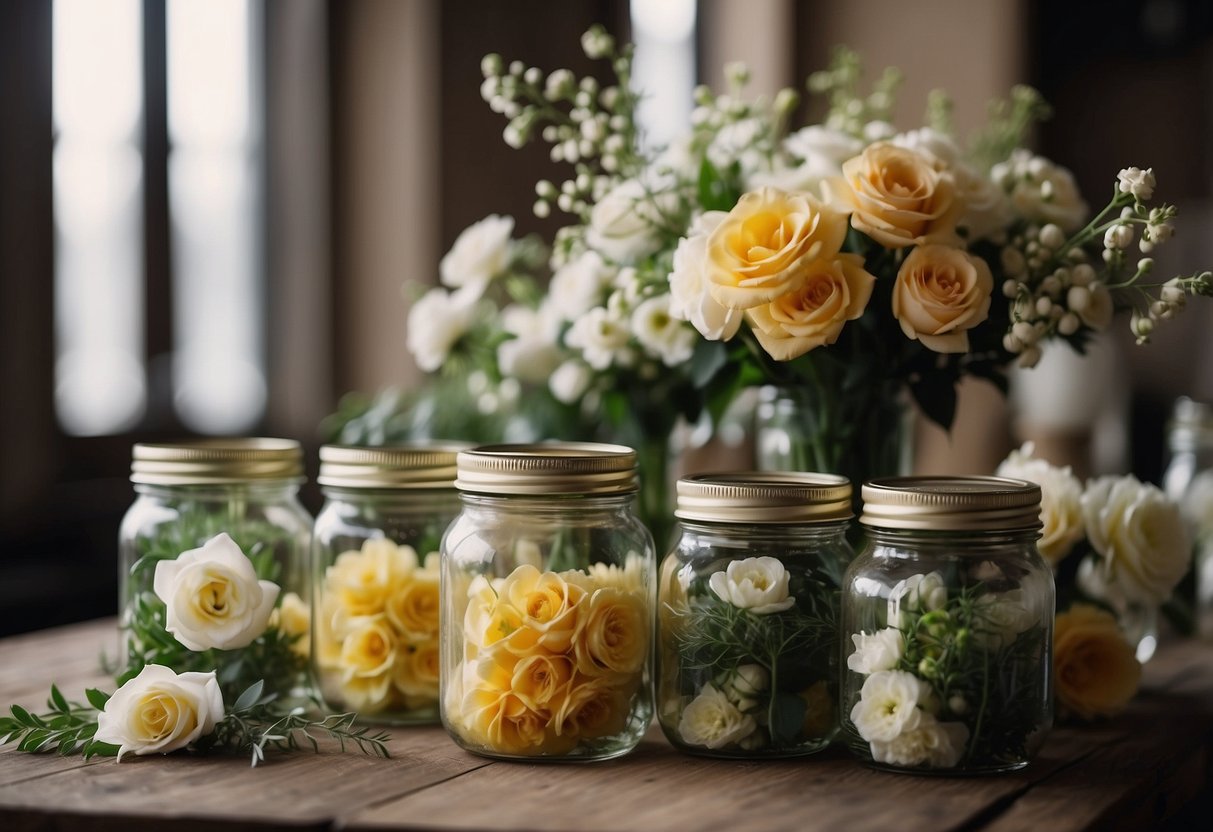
0;619;1211;831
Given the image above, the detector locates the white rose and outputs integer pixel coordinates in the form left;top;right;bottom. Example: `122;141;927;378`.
886;572;947;628
955;163;1014;242
997;443;1085;566
708;556;795;615
870;711;969;769
1082;475;1192;605
970;589;1036;650
631;294;696;367
497;305;562;384
406;286;480;372
547;250;616;322
585;179;667;264
153;533;280;652
95;665;224;761
719;663;769;711
847;628;905;675
890;127;961;166
677;683;756;749
549;359;593;404
784;125;863;170
707;117;767;176
668;211;743;341
439;214;514;294
849;669;926;743
565;306;630;370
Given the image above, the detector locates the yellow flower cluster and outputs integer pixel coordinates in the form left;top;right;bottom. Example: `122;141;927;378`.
447;559;648;756
315;539;441;715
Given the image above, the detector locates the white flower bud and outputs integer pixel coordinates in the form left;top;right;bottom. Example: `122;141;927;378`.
1013;321;1037;344
533;200;550;218
1058;312;1080;335
1131;310;1155;342
480;77;498;102
508;60;524;76
1018;345;1042;368
1104;224;1134;250
579;139;595;157
524;67;541;85
562;138;580;161
556;193;573;211
1039;224;1066;249
1040;179;1056;200
610;114;628;132
1035;296;1053;316
1150;300;1169;319
1002;279;1020;298
550;144;565;162
1041;276;1062;297
1117;166;1155;201
1140;239;1155;254
601;154;618;172
1161;278;1187;305
1003;332;1024;353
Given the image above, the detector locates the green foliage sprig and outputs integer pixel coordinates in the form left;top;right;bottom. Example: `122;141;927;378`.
0;686;117;759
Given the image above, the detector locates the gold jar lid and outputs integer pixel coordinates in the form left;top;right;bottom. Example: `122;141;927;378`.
860;476;1042;532
318;442;469;489
675;472;852;524
455;442;638;495
131;438;304;485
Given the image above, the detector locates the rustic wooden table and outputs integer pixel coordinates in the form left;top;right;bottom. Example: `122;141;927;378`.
1;618;1211;832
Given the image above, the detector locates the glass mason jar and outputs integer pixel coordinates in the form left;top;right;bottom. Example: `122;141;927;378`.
311;443;465;724
440;443;655;761
1162;397;1213;639
841;477;1054;775
656;472;854;758
118;439;312;698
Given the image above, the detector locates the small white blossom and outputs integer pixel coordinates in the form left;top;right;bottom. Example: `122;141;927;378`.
1104;223;1134;251
847;628;905;675
677;683;756;749
549;359;592;404
439;214;514;295
1117;167;1155;201
565;306;631;370
631;295;695;367
850;670;926;744
406;287;480;372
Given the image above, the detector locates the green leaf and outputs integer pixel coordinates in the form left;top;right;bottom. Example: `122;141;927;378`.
85;688;111;711
10;706;41;728
49;685;69;714
689;340;728;389
768;691;808;745
232;680;265;713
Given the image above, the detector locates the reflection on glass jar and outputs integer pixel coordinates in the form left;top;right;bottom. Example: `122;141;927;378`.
440;443;654;761
311;443;466;724
117;439;312;700
1163;397;1213;640
841;477;1054;774
656;472;854;759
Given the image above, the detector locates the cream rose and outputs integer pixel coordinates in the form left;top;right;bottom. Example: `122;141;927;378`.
997;443;1085;566
152;533;279;652
826;142;962;248
572;587;647;677
95;665;224;761
676;683;756;749
706;187;848;309
849;669;926;743
439;213;514;295
585;178;669;264
406;285;481;373
869;711;969;768
892;244;993;353
992;149;1088;232
1082;475;1192;605
747;253;876;360
708;556;795;614
668;211;744;341
1053;604;1141;720
847;628;905;675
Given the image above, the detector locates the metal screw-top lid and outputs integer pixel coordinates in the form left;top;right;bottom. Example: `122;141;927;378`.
1167;397;1213;452
131;438;304;485
675;472;852;524
455;442;638;495
318;442;470;489
860;476;1042;532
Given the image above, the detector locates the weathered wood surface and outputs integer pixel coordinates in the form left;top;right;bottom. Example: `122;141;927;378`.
0;619;1210;832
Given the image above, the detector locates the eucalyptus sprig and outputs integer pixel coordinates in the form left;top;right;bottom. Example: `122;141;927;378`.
0;686;117;759
205;681;392;767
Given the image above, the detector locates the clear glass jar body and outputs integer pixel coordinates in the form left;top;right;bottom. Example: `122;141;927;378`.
656;520;853;758
311;488;460;724
440;493;655;761
841;529;1054;774
118;481;313;696
1162;401;1213;639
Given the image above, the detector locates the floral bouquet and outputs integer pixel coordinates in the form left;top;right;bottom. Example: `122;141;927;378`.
996;443;1193;719
1;533;389;765
391;26;1212;539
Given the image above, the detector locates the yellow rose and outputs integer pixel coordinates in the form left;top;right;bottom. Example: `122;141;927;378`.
271;591;311;659
798;680;835;739
510;653;575;711
746;253;876;360
325;539;418;618
553;674;633;740
827;142;962;248
339;615;397;681
386;571;440;641
500;564;586;654
1054;604;1141;720
706;186;848;309
394;638;440;700
572;587;647;677
892;244;993;353
460;684;575;756
464;574;523;651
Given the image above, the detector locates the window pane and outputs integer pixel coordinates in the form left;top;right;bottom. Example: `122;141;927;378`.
52;0;146;436
167;0;265;434
630;0;696;150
